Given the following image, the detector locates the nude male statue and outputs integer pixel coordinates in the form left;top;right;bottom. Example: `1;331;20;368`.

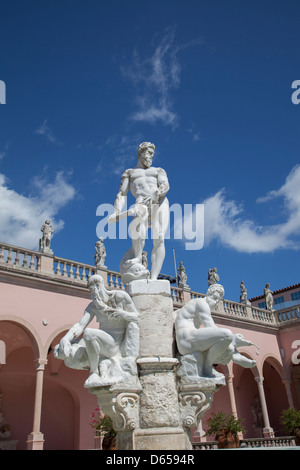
109;142;170;281
54;275;140;388
175;284;256;379
39;219;54;252
175;285;233;377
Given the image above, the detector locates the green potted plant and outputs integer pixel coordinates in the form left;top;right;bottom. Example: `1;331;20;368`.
205;411;246;448
280;408;300;445
90;407;117;449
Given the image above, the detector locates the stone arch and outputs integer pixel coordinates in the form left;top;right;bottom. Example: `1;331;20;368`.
41;328;96;450
42;324;74;359
227;351;261;438
261;354;285;379
262;355;289;435
39;375;79;450
0;318;45;449
289;362;300;409
0;315;43;361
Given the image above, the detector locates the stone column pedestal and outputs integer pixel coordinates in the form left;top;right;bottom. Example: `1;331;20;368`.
26;432;45;450
134;356;189;450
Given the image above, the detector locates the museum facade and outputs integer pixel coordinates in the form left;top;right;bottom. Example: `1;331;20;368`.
0;240;299;450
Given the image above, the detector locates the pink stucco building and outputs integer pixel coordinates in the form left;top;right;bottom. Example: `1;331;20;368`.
0;241;299;450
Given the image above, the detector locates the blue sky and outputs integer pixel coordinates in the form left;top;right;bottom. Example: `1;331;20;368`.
1;0;300;301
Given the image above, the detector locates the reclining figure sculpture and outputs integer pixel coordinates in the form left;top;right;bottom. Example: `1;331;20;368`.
54;274;140;388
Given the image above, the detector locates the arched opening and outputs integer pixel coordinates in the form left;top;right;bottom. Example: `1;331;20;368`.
40;378;77;450
44;333;98;450
234;364;259;438
262;357;289;435
0;321;37;449
0;322;97;449
290;363;300;409
193;364;233;441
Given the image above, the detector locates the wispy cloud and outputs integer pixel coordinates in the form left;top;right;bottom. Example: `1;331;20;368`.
0;171;76;249
184;165;300;254
122;27;203;129
97;132;144;176
0;142;11;160
35;120;62;145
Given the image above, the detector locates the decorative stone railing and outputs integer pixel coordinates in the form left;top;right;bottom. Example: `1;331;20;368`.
240;436;297;448
170;286;184;304
190;291;206;300
0;241;299;329
276;306;300;324
106;270;124;289
222;300;277;325
193;436;296;449
223;299;248;319
0;243;41;271
54;256;96;281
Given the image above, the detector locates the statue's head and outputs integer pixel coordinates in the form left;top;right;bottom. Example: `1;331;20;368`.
205;283;225;310
88;274;109;304
137;142;155;168
88;274;104;288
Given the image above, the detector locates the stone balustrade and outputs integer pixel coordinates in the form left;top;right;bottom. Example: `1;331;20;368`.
0;241;298;329
54;256;96;282
106;270;124;289
170;286;184;304
193;436;296;449
223;299;248;318
0;242;41;271
277;305;300;324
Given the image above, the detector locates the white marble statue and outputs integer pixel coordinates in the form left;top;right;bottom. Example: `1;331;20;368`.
54;274;140;388
178;261;188;288
39;219;54;254
175;283;256;382
94;237;106;268
264;283;274;311
108;142;170;283
208;267;219;286
240;280;251;306
240;281;247;303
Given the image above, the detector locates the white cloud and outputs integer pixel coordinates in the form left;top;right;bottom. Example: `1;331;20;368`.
35;120;62;145
0;142;11;160
186;165;300;253
0;171;76;249
122;28;203;128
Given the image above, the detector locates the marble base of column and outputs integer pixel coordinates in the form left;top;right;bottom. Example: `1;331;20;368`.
26;432;45;450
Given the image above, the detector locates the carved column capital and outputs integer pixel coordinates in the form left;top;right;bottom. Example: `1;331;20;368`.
35;358;48;371
111;392;139;431
91;386;141;433
178;389;214;428
255;376;264;385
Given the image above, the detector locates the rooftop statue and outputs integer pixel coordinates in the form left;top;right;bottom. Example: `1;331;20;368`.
54;274;140;388
178;261;188;288
39;219;54;254
175;283;256;383
240;280;251;306
208;267;219;286
264;283;274;311
108;142;170;283
94;237;106;268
